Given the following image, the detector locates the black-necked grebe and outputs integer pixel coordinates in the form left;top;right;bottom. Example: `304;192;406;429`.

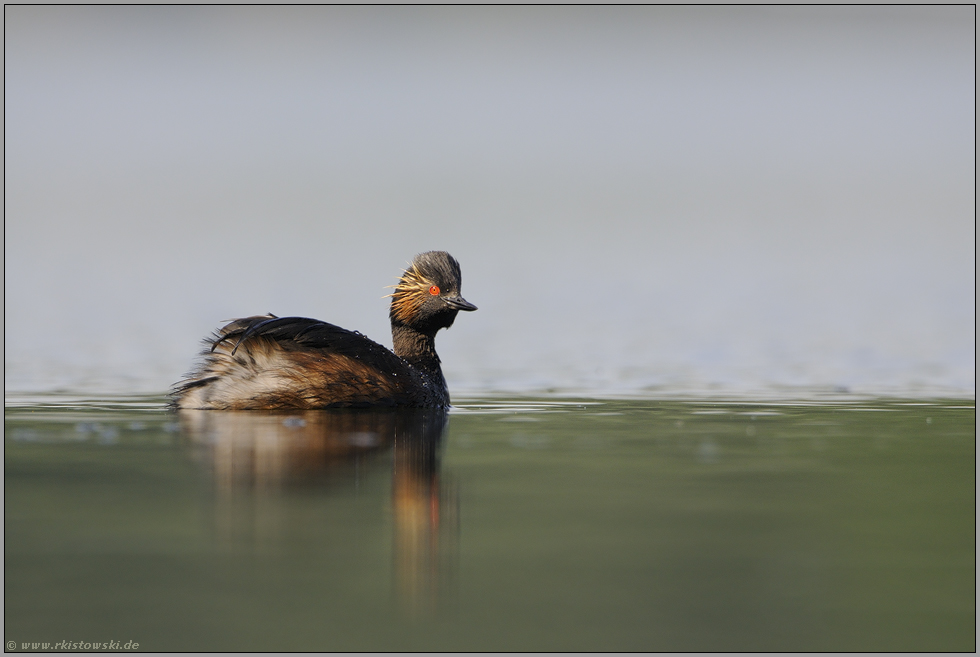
171;251;476;410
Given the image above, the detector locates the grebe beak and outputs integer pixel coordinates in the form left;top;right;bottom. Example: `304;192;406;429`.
444;296;478;312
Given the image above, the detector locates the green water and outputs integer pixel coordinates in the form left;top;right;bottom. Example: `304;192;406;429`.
4;394;975;651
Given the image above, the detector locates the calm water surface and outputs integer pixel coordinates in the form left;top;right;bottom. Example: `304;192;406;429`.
4;393;975;651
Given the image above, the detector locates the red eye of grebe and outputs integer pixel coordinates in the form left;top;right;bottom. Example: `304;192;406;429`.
429;285;440;295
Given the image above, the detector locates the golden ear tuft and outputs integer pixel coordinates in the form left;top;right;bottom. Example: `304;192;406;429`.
387;262;431;323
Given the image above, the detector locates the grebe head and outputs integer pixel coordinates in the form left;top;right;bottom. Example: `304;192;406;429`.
389;251;477;333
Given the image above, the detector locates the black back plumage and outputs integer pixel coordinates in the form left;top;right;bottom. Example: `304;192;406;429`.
212;315;402;365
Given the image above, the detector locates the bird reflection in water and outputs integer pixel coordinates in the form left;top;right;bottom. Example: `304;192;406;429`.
179;407;456;614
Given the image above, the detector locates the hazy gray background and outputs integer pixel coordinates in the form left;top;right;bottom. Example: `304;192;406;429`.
5;6;975;397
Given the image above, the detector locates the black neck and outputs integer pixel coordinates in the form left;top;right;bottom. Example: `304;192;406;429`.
391;324;443;379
